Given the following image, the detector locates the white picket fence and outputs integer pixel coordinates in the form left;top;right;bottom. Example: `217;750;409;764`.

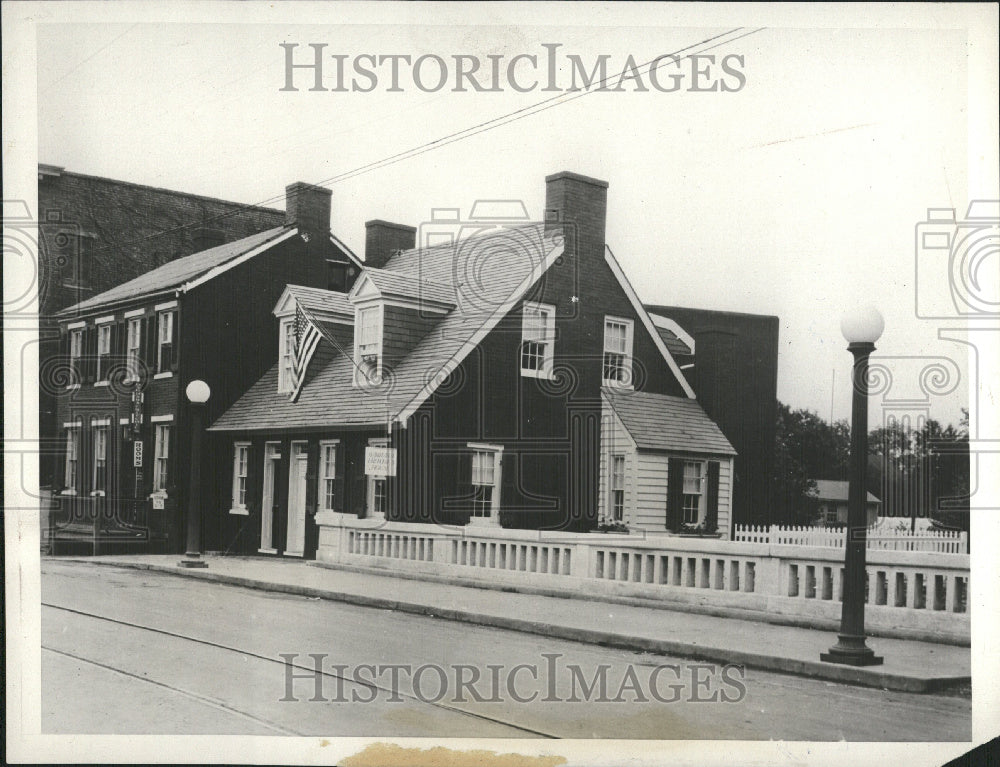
732;524;968;554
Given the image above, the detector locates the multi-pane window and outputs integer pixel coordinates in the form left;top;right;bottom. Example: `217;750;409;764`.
232;443;249;509
611;454;626;521
371;478;387;515
126;318;142;380
92;426;108;492
64;427;80;491
153;424;171;491
157;311;175;373
69;329;83;380
279;319;295;393
471;449;499;518
520;302;555;378
96;324;112;381
602;317;633;386
682;460;705;524
355;306;382;383
320;442;337;511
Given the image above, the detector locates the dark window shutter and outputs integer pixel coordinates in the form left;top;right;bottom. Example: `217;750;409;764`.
705;460;721;533
333;443;346;513
666;456;684;532
170;312;180;372
245;441;259;516
304;440;318;515
84;326;96;382
144;314;157;371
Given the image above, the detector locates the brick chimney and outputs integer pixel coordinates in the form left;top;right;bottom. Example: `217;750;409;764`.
365;219;416;269
285;182;332;238
544;171;608;267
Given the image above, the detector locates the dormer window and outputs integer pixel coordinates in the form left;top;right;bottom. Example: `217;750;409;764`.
354;305;383;384
520;301;555;379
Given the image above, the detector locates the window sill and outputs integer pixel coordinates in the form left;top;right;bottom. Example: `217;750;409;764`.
467;516;500;527
258;547;278;555
94;381;109;387
59;489;78;496
89;491;106;497
229;507;249;516
520;368;556;381
153;371;173;380
65;384;81;391
602;380;634;391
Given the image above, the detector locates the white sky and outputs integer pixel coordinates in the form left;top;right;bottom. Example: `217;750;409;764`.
31;13;996;427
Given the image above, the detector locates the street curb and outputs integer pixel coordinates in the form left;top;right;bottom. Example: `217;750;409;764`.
55;557;970;695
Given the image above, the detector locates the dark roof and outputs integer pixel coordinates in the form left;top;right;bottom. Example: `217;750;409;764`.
654;326;692;356
603;388;736;455
210;224;561;432
283;284;354;319
58;226;289;315
811;479;880;504
361;267;456;306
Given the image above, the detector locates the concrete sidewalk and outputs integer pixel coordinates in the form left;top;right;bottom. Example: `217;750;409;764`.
54;554;970;694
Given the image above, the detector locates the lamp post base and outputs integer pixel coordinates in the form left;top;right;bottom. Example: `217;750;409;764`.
178;555;208;569
821;634;884;666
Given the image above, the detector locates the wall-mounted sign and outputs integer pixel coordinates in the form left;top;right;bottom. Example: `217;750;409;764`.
365;446;397;477
152;496;165;510
131;388;145;436
133;441;143;467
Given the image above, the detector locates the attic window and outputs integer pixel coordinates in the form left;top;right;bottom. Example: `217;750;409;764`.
520;301;555;379
602;316;634;388
278;318;295;394
327;261;349;292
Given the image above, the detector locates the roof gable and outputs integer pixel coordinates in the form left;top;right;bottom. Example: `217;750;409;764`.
58;226;294;316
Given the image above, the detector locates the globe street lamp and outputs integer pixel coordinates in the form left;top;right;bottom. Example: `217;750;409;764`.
179;380;210;569
821;306;884;666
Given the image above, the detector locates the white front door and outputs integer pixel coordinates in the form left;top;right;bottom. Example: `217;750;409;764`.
260;442;280;553
285;442;308;556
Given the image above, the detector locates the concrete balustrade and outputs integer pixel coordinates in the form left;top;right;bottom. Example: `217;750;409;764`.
314;512;970;644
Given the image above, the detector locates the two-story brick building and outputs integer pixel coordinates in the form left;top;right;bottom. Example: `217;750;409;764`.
51;182;361;553
209;172;736;558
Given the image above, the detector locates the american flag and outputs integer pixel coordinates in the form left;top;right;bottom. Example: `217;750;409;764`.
288;303;321;401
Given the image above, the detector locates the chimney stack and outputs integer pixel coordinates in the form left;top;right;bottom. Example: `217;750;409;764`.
544;171;608;265
365;219;416;269
285;182;332;238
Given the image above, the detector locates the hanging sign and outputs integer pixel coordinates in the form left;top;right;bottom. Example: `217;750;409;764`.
365;447;397;477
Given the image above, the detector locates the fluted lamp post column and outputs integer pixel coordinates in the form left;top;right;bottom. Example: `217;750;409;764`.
821;306;884;666
179;379;210;569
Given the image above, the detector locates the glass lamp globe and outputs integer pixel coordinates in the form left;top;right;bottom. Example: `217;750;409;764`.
840;306;884;344
185;379;211;404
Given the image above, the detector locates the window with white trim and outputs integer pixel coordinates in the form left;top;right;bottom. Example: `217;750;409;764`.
470;446;501;520
92;425;108;493
157;311;175;373
232;442;250;510
96;323;112;381
355;306;382;384
278;318;295;393
602;316;634;387
611;454;626;521
682;460;705;524
64;427;80;491
153;424;171;492
366;438;388;516
126;317;142;381
69;328;83;379
520;301;555;378
319;441;338;512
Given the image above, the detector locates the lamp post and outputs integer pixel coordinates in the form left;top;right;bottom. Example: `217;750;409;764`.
179;380;210;568
821;306;884;666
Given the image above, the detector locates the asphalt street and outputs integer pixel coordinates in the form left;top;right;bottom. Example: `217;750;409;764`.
40;559;970;740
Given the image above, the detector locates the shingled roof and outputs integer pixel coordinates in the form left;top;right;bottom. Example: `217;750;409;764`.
603;387;735;455
58;226;292;315
811;480;880;504
210;224;564;432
